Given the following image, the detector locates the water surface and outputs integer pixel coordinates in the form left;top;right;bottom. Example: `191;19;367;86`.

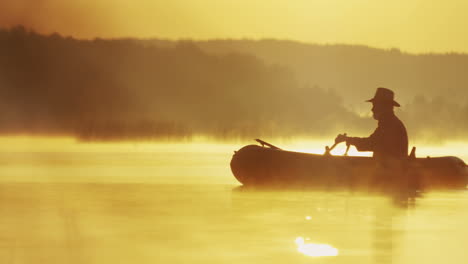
0;140;467;264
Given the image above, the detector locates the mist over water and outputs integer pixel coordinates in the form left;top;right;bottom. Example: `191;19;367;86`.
1;23;468;263
0;139;468;264
1;136;467;183
1;27;467;142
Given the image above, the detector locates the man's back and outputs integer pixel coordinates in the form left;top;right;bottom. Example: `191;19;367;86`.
348;114;408;160
371;114;408;159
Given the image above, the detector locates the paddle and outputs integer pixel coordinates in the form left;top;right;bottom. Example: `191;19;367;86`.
255;139;282;150
325;133;350;156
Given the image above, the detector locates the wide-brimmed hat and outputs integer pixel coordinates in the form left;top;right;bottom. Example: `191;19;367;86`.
366;87;400;107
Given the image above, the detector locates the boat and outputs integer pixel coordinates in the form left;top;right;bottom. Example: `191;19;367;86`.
230;139;468;190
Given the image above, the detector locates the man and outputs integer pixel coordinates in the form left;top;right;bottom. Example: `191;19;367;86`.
336;87;408;160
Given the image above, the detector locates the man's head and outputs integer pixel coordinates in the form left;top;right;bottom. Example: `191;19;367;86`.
366;88;400;120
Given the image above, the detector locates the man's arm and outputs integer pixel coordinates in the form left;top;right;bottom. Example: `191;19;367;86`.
346;134;377;152
335;128;380;152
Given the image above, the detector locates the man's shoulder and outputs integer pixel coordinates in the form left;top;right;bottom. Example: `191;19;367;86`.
381;115;407;130
391;115;408;135
394;115;406;127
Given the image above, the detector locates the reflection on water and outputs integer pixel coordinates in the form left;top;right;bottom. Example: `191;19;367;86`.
0;183;468;263
230;186;468;264
0;142;467;264
295;236;339;257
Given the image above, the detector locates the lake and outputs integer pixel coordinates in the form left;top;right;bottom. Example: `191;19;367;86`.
0;138;467;264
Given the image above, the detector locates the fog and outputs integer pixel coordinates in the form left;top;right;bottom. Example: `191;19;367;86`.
0;26;466;142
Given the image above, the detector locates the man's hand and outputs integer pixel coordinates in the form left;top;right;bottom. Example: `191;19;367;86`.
335;133;348;144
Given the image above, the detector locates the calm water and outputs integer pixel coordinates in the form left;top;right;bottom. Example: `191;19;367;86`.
0;142;467;264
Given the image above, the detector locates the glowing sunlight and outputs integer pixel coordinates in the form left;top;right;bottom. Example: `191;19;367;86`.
295;237;339;257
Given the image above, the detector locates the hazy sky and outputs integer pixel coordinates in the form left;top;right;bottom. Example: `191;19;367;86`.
1;0;468;53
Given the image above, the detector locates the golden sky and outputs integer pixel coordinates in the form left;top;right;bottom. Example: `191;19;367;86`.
1;0;468;53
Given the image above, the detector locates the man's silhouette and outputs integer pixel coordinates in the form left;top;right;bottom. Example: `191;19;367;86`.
336;88;408;160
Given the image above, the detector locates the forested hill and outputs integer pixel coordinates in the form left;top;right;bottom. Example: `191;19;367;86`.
150;38;468;108
0;27;466;141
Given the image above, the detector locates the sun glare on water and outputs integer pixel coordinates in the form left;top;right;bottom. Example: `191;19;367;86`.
295;237;339;257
